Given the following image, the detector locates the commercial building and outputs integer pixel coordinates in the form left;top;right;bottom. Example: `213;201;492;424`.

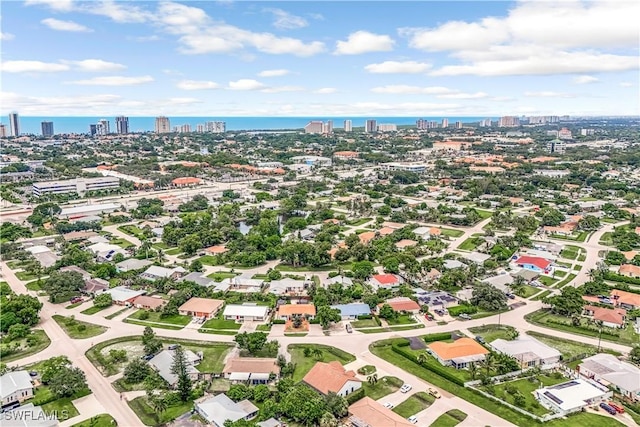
115;116;129;134
290;155;332;167
304;121;324;134
41;121;54;137
32;177;120;197
59;202;120;219
379;162;428;173
547;138;566;154
365;119;377;133
8;112;19;136
0;124;6;137
344;119;352;132
155;116;171;133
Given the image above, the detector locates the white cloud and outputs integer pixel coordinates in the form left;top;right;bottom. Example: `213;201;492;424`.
25;0;74;11
228;79;265;91
131;35;160;42
261;86;304;93
371;85;453;95
86;0;152;23
573;75;599;84
63;59;126;72
41;18;92;32
620;82;633;87
364;60;431;74
1;32;15;40
1;60;69;73
265;8;308;30
166;97;202;105
438;92;488;99
524;91;577;98
314;88;337;94
402;1;639;77
176;80;220;90
68;75;154;86
1;91;122;114
334;31;394;55
258;69;290;77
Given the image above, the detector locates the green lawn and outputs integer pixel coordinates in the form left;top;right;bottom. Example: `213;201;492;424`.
440;228;465;238
430;410;468;427
152;242;171;250
52;315;107;339
0;330;51;363
560;248;580;260
15;271;38;281
256;324;272;332
81;305;110;315
348;217;373;226
111;238;135;249
32;386;91;420
201;315;242;330
288;344;356;382
599;232;613;246
128;396;192;426
198;255;221;266
386;314;417;325
118;224;144;238
126;310;191;326
198;329;238;336
475;209;493;219
275;263;335;272
26;281;43;291
481;374;566;416
539;276;557;286
67;302;83;309
105;307;130;319
351;318;378;328
518;285;542;298
556;273;577;288
532;290;552;301
183;343;234;372
458;237;482;251
546;412;625;427
555;270;567;277
164;247;182;255
393;392;435;418
526;309;639;346
468;325;517;343
71;414;117;427
206;271;238;282
362;376;403;400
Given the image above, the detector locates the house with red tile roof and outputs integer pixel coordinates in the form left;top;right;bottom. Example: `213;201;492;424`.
276;304;316;320
368;274;403;290
618;264;640;278
611;289;640;310
513;255;552;273
428;337;489;369
358;231;376;245
583;305;626;329
303;361;362;397
348;397;414;427
378;297;420;314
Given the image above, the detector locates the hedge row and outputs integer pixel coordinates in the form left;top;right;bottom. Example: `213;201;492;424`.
604;271;640;286
346;388;365;404
422;332;454;343
391;343;465;386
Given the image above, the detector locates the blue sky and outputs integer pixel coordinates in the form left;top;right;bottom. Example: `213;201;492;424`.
1;0;638;117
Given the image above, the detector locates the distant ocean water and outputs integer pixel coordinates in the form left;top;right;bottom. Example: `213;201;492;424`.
11;116;486;135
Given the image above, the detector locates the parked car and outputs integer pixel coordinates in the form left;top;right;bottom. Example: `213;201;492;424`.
383;402;394;409
506;293;516;300
459;313;472;320
608;402;625;414
141;354;154;361
599;402;617;415
407;416;418;424
475;336;486;344
425;314;434;321
346;324;353;333
434;309;444;316
400;384;412;393
428;388;441;399
168;344;180;350
70;297;83;304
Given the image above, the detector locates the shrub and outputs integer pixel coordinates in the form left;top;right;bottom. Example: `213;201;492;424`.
345;388;365;404
77;324;87;332
272;319;285;325
422;332;454;343
357;314;373;320
138;311;150;320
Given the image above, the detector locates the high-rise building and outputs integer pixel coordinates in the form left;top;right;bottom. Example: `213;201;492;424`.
365;119;377;133
325;120;334;134
41;121;54;137
155;116;171;133
304;121;324;134
196;124;204;133
479;118;492;127
441;118;449;128
8;113;19;137
455;121;463;129
377;124;397;132
558;127;573;140
179;124;192;133
498;116;520;127
115;116;129;134
416;119;428;130
547;138;565;154
96;119;110;135
344;120;352;132
0;124;7;138
205;121;226;133
89;124;97;136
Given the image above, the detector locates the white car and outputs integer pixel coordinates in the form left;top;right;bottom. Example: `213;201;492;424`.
400;384;412;393
407;416;418;424
383;402;394;409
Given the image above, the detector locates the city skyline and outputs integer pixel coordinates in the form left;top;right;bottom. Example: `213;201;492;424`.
1;1;638;117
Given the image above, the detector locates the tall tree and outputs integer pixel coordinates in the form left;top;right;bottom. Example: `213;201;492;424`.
171;346;192;402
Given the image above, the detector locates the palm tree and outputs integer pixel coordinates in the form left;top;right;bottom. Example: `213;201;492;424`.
482;351;496;376
312;348;323;360
468;362;478;380
140;239;152;259
417;353;428;365
149;395;167;421
367;373;378;385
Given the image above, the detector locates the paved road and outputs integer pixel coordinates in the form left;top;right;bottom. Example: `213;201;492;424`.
1;220;633;426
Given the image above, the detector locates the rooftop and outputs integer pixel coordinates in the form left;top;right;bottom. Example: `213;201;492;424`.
428;337;489;361
303;361;360;395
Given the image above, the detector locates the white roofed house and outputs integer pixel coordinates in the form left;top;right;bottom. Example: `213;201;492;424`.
491;335;561;369
116;258;153;273
148;349;202;387
267;278;309;296
102;286;146;306
578;353;640;402
223;357;280;384
139;265;187;282
214;274;264;293
86;242;127;262
535;379;611;416
1;371;34;409
195;393;258;427
222;304;270;322
481;274;514;294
